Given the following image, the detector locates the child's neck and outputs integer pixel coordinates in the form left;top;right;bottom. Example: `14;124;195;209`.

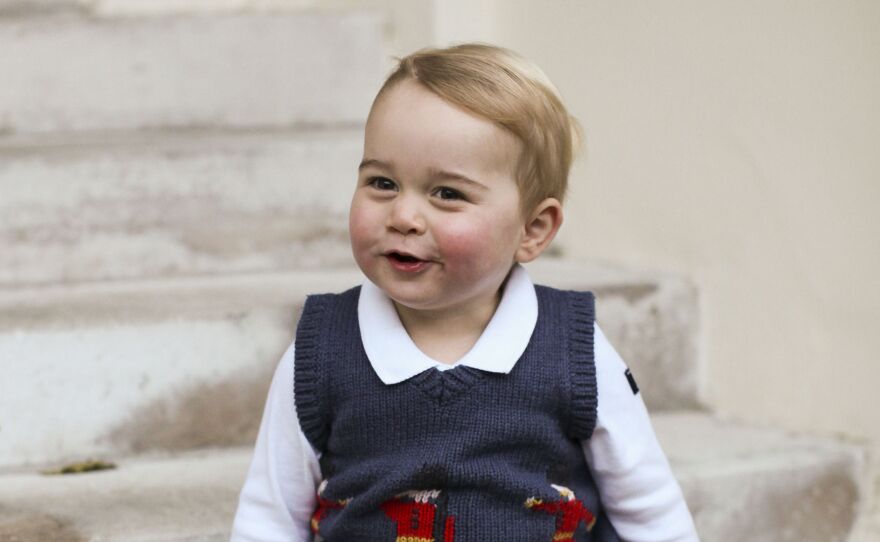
394;291;502;365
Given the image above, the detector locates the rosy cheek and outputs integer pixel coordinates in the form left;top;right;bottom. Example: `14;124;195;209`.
434;219;496;262
349;198;376;244
348;210;365;240
348;206;378;274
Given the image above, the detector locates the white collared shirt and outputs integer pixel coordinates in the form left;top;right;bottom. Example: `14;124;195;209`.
231;265;698;542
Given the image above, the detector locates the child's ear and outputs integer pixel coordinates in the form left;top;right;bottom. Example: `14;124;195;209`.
515;198;563;263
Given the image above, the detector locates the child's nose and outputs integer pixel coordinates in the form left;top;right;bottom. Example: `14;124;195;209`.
386;196;426;236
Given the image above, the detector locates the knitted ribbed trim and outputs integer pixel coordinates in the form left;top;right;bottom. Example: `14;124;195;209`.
294;293;331;452
566;291;598;439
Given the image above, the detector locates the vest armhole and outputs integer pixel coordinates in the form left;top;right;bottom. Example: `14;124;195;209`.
566;290;598;440
293;294;332;453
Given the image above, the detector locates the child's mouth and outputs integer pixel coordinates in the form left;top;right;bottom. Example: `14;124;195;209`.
386;252;429;272
390;252;420;263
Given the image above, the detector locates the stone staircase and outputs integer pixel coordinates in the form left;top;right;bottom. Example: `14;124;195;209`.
0;4;867;541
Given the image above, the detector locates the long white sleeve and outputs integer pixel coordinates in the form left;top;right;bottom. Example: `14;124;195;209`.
230;342;320;542
584;325;699;541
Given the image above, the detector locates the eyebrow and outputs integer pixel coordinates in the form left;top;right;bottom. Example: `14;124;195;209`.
427;167;488;190
358;159;488;190
358;158;391;171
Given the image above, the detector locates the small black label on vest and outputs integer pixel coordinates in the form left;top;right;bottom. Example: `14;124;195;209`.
625;369;640;395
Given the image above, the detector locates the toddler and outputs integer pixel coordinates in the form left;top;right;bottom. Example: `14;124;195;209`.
231;43;698;541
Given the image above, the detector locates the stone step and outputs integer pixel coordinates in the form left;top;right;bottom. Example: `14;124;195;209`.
0;10;382;135
847;454;880;542
0;448;247;542
0;259;699;468
0;413;864;542
655;413;864;542
0;128;362;286
0;0;85;17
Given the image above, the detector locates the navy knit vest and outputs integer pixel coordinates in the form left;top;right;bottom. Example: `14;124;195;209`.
294;285;620;542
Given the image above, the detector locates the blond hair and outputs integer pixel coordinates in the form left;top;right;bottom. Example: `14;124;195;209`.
374;43;580;213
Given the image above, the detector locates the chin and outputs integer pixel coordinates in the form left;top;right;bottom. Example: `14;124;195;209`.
384;289;438;311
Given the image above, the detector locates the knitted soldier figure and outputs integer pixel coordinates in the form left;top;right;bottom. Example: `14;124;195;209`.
381;490;455;542
526;485;597;542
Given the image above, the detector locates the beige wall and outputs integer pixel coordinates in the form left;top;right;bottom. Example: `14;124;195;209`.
427;1;880;446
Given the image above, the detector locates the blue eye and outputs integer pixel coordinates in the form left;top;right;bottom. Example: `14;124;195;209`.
368;177;397;191
435;187;464;201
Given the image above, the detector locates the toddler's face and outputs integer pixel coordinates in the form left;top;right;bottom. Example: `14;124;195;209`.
349;79;527;317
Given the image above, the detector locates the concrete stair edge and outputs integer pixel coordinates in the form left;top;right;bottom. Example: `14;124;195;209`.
0;0;85;17
0;259;701;468
0;259;685;327
0;10;384;135
0;127;365;286
655;413;867;542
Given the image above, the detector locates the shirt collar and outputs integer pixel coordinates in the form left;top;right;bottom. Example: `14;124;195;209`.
357;264;539;385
